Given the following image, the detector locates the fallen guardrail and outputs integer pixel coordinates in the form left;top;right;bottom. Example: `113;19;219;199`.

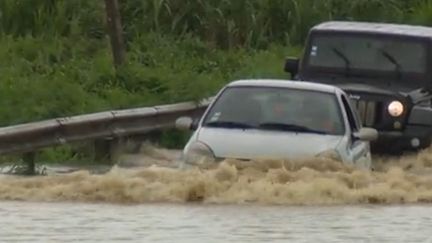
0;97;213;156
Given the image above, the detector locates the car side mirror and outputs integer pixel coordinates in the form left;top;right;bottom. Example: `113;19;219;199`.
353;127;378;141
284;57;300;78
175;116;193;131
190;118;199;130
175;116;199;131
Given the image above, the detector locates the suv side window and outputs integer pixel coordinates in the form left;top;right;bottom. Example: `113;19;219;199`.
341;94;360;132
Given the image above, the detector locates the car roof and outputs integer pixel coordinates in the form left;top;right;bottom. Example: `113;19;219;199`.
227;79;339;94
312;21;432;39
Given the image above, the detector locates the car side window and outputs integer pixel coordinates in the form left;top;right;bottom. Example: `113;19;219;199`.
341;94;360;132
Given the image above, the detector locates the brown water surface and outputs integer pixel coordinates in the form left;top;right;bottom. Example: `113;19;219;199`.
2;145;432;242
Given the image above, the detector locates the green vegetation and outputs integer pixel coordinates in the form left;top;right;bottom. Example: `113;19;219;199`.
0;0;431;162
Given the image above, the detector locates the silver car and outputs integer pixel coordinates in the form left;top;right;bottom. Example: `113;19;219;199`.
175;79;378;169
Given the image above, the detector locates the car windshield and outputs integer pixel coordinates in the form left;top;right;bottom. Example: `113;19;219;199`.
307;34;427;76
202;86;345;135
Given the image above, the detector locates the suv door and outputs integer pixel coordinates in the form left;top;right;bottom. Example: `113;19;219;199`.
340;93;371;169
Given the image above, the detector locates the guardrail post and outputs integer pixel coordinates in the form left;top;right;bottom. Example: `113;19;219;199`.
94;138;123;164
109;138;122;164
22;152;36;175
94;138;111;163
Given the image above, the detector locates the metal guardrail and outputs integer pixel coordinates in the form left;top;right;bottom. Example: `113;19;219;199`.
0;97;213;155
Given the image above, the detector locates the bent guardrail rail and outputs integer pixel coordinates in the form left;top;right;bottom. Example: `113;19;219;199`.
0;97;213;155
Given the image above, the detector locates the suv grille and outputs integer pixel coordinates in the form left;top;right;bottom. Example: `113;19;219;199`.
350;100;379;127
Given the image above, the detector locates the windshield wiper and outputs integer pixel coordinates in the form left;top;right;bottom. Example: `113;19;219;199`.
380;50;402;80
257;122;327;134
331;47;351;77
204;121;254;129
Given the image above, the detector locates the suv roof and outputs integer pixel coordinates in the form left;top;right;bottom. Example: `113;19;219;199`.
312;21;432;38
228;79;339;94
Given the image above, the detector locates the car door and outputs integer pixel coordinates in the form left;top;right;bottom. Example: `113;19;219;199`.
340;93;371;168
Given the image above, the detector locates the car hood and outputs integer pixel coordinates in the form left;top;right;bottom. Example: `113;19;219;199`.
196;128;343;160
336;83;399;96
334;82;428;102
301;74;425;94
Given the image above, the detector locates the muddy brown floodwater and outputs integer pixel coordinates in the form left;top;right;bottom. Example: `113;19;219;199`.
2;144;432;242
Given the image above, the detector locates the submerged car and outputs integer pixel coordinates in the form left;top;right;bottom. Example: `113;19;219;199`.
175;79;378;169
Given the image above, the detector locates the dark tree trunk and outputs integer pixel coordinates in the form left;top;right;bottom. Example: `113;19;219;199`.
104;0;126;68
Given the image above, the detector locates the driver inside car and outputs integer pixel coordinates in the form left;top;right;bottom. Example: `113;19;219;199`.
299;97;340;134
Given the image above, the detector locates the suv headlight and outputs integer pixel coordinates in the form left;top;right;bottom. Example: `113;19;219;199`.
183;141;216;165
388;100;404;117
315;149;342;161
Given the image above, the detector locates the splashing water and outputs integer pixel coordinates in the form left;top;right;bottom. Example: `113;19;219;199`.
2;145;432;205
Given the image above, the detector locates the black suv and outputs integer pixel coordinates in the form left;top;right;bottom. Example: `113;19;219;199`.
285;21;432;153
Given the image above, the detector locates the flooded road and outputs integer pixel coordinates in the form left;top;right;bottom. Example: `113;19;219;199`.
2;202;432;242
2;145;432;241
